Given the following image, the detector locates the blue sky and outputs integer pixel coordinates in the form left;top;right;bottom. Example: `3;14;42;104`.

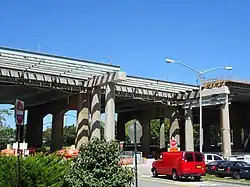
1;0;250;128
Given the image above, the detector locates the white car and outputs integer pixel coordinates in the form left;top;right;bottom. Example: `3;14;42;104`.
235;155;250;164
204;153;224;164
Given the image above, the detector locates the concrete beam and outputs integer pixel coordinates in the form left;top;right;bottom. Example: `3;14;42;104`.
82;71;126;88
177;86;230;100
202;86;230;97
181;94;231;109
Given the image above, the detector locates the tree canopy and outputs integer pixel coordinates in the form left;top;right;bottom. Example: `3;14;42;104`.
0;109;14;149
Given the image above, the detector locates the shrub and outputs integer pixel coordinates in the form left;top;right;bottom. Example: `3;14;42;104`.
65;138;134;187
0;154;70;187
0;156;20;187
22;154;70;187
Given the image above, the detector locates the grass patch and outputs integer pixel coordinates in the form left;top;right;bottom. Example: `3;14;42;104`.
204;174;250;183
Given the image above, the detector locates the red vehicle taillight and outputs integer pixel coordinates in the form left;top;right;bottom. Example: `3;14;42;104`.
212;166;217;171
226;167;230;172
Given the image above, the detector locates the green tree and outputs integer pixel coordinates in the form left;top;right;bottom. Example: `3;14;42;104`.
64;138;134;187
63;125;76;146
150;119;160;145
0;109;12;126
43;127;52;147
124;119;171;146
43;122;106;147
0;109;13;149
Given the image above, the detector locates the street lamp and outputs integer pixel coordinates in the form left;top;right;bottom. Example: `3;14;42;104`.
165;58;232;152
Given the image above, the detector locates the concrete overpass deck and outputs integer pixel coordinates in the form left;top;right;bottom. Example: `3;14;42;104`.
1;47;250;155
0;47;199;111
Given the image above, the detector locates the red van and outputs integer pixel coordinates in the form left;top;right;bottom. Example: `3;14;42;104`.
151;151;206;181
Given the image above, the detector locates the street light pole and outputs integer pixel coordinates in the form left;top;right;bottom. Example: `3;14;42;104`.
165;58;232;152
198;74;203;152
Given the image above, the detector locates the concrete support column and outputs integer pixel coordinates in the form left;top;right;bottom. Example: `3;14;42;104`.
170;111;180;147
90;87;101;140
26;109;43;148
75;94;90;149
105;83;115;141
202;119;211;152
141;119;150;157
230;104;243;150
159;118;165;149
243;104;250;152
185;108;194;151
117;113;127;141
220;95;232;157
51;111;64;151
202;109;214;152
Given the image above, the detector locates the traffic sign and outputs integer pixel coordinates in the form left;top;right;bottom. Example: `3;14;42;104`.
15;99;24;125
128;120;142;144
170;139;177;147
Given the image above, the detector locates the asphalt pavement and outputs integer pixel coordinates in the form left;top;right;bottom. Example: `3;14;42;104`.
129;160;248;187
137;176;248;187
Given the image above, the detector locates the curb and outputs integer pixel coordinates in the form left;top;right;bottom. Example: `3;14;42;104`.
206;179;250;186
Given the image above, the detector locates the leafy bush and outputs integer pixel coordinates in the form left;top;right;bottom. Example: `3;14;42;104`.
0;154;70;187
65;138;134;187
0;156;20;187
22;154;70;187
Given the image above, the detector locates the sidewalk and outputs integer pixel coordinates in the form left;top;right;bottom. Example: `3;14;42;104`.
125;159;153;176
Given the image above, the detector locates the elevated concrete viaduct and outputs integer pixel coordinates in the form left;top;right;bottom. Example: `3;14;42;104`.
1;47;250;158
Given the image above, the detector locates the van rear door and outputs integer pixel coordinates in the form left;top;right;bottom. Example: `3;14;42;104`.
182;152;195;173
193;152;205;173
183;152;205;174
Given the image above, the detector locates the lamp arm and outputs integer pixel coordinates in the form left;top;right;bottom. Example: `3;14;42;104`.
201;67;225;74
174;61;200;75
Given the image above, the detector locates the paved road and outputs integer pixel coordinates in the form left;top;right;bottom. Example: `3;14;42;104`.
132;163;247;187
136;175;247;187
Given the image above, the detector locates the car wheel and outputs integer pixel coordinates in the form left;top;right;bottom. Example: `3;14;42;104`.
152;168;158;177
172;170;178;181
234;172;240;180
194;176;201;181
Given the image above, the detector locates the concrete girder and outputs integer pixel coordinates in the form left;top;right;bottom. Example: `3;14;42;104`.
82;71;126;88
176;86;230;100
181;94;231;109
0;68;83;91
24;94;78;114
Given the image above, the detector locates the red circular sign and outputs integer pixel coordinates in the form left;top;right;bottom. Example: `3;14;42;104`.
170;139;177;147
17;101;24;110
16;100;24;125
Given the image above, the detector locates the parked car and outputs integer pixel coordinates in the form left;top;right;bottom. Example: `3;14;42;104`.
215;161;250;180
151;151;206;181
206;160;226;174
234;155;250;164
204;153;224;164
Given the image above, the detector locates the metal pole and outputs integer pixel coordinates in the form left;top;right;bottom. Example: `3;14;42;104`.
16;125;20;187
134;121;138;187
199;75;203;153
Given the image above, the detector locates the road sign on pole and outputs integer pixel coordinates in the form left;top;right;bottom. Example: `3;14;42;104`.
128;120;142;144
133;121;138;187
15;99;24;125
169;137;178;152
15;99;24;187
